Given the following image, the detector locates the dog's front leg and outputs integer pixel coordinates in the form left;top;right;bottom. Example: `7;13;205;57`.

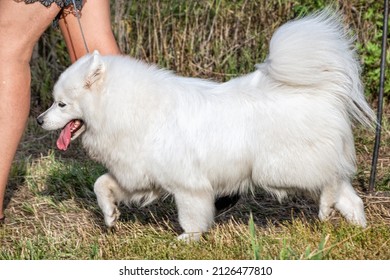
175;189;215;242
94;173;123;228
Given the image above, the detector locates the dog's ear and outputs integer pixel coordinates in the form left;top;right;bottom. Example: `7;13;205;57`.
84;50;105;89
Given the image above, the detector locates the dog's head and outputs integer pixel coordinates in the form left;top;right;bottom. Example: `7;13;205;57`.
37;50;105;150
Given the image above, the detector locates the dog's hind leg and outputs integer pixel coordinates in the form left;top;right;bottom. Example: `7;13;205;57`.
319;179;366;227
334;180;366;227
94;173;124;228
175;189;215;242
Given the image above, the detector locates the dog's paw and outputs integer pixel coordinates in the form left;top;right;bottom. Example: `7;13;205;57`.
346;212;367;228
104;207;120;228
177;232;202;242
318;207;335;221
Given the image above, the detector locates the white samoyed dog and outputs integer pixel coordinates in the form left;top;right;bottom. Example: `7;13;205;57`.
37;10;375;241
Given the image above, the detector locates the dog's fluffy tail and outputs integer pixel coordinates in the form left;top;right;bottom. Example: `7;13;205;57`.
260;9;375;127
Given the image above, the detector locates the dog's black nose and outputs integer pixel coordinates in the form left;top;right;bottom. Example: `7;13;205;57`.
36;117;44;126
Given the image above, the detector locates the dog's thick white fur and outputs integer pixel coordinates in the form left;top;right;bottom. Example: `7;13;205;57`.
38;10;375;240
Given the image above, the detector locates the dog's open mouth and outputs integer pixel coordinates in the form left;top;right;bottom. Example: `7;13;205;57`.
56;120;85;151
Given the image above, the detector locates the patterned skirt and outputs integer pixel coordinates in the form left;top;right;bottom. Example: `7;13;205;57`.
23;0;83;26
23;0;82;10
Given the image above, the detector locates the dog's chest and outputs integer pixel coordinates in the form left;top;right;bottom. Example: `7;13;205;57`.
81;131;152;189
81;133;108;163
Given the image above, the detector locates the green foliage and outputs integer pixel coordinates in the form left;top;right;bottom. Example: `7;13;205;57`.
356;2;390;100
278;235;327;260
304;234;327;260
248;213;261;259
291;0;329;16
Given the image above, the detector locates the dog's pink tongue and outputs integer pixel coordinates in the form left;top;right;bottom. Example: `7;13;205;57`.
56;121;74;151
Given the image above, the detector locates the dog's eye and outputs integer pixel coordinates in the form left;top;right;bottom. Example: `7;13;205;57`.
58;102;67;108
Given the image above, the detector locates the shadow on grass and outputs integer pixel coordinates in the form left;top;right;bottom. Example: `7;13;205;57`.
215;191;320;228
114;190;320;235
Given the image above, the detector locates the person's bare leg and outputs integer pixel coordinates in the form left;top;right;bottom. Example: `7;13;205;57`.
0;1;61;220
59;0;121;62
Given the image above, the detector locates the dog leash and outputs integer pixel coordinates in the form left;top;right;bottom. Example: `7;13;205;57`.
369;0;388;192
71;0;90;53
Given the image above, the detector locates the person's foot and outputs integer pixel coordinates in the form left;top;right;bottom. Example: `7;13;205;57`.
214;194;240;213
0;215;5;225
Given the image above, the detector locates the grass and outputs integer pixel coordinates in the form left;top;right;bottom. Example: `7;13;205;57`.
1;0;390;260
